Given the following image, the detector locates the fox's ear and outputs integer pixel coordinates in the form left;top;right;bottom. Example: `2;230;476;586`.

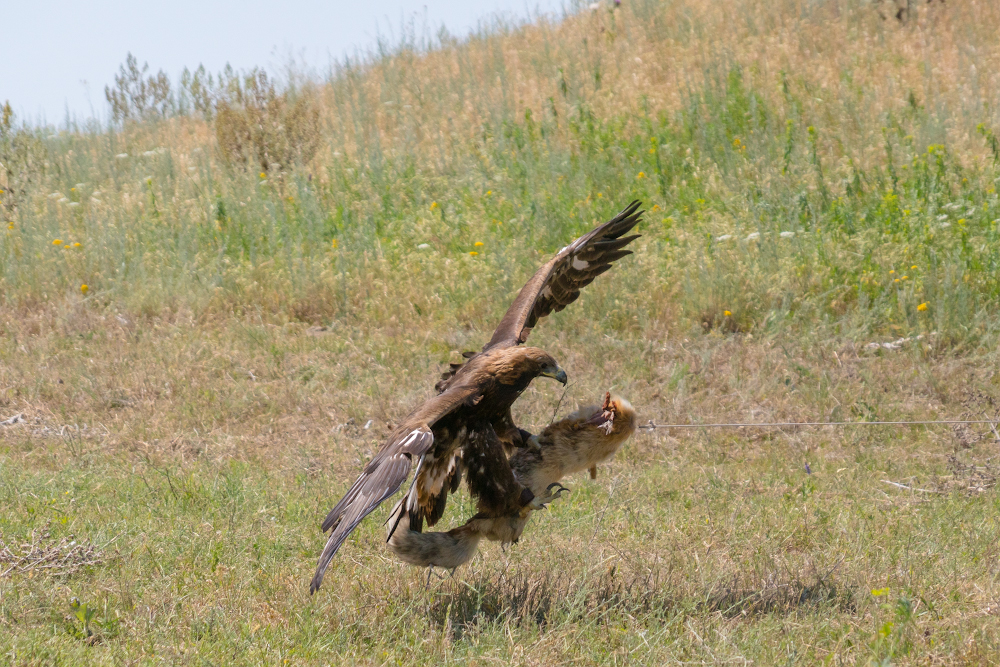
601;391;612;411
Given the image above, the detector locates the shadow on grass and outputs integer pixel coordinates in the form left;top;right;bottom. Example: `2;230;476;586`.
425;566;856;634
707;577;856;617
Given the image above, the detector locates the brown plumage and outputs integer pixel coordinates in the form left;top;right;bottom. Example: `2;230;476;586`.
387;394;637;571
310;202;643;593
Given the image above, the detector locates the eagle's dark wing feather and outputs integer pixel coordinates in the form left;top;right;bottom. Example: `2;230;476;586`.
484;201;642;351
310;384;479;593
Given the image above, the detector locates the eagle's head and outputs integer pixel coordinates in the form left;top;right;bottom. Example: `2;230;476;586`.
493;347;567;386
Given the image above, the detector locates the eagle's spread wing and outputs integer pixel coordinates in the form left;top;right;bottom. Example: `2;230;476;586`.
484;201;643;351
310;385;479;593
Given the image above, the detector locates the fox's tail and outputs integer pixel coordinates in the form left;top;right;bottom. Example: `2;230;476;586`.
386;503;484;569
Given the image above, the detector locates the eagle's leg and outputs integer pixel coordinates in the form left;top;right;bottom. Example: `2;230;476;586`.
527;482;571;511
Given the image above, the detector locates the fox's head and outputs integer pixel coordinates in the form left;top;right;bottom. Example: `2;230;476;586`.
587;392;636;435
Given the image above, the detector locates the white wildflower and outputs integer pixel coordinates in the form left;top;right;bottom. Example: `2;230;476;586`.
779;231;795;238
745;232;760;241
143;150;157;157
936;214;948;221
589;2;600;9
49;192;63;199
115;153;128;159
417;243;431;250
68;202;80;208
715;234;732;242
940;222;950;228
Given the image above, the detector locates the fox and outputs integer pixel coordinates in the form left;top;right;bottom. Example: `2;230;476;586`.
386;393;636;574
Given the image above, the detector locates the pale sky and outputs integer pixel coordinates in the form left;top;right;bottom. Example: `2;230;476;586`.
3;1;566;125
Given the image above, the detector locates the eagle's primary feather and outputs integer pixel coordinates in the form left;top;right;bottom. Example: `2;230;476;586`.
483;200;643;351
310;202;642;593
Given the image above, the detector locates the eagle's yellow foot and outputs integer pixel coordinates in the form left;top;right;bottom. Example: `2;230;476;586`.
527;482;570;511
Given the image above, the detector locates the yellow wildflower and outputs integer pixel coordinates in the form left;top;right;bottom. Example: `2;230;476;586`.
901;275;908;280
260;172;266;179
6;222;12;230
889;269;895;274
430;201;439;211
331;239;338;249
894;278;900;283
469;251;479;257
724;310;732;317
474;241;484;247
485;190;492;196
649;148;655;154
52;239;62;246
911;265;917;269
917;302;928;311
651;204;660;211
637;172;646;179
80;284;88;294
871;587;889;597
72;242;81;248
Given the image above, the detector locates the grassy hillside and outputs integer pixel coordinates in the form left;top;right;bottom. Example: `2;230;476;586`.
2;0;1000;664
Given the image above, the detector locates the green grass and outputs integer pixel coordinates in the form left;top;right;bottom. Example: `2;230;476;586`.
2;323;1000;664
3;0;1000;663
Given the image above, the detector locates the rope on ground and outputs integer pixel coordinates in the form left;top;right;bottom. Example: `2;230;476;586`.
639;419;999;430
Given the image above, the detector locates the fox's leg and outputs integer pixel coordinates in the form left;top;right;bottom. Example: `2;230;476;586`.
425;565;447;589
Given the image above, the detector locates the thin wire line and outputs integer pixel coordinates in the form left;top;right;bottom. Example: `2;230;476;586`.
639;419;998;430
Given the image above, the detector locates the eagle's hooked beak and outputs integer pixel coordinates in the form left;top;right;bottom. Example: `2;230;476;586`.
540;364;568;385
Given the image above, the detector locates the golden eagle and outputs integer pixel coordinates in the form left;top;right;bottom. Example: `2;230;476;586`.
387;393;637;574
310;201;643;593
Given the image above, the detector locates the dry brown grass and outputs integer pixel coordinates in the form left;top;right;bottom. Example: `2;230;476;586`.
2;299;1000;663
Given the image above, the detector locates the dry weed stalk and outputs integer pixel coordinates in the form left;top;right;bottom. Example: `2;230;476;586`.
0;523;107;579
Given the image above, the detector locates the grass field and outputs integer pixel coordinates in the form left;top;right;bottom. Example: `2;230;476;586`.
3;0;1000;663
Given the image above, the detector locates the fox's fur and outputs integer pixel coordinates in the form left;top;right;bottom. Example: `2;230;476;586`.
387;393;636;570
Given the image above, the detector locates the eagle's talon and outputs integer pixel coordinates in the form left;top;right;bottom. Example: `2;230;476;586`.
528;483;571;510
